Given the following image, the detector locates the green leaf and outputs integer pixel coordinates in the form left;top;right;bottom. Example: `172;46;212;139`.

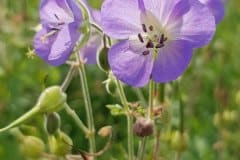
106;104;125;116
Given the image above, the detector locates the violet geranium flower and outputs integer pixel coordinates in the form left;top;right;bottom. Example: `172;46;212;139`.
199;0;225;24
101;0;217;87
34;0;82;66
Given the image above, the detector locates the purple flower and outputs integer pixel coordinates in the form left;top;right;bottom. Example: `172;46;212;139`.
34;0;83;66
79;4;102;64
101;0;217;87
199;0;225;24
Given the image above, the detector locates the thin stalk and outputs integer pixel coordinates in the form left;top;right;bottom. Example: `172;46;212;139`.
153;83;165;160
61;65;76;92
136;137;146;160
115;79;134;160
176;82;184;134
148;79;155;118
75;53;96;155
64;104;88;134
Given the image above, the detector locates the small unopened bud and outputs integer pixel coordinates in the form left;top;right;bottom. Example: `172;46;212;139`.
235;90;240;105
20;136;45;159
37;86;67;113
49;131;73;156
98;126;112;137
45;112;61;135
171;131;188;152
133;117;153;137
97;47;110;72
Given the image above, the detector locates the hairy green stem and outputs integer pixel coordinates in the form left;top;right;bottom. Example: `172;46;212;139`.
136;137;146;160
176;82;184;134
115;79;134;160
148;80;155;118
75;53;96;155
61;65;76;92
64;104;88;134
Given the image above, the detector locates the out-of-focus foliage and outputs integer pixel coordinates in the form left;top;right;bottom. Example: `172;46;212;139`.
0;0;239;160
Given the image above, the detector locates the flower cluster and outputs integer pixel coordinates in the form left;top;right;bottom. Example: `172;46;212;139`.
34;0;224;87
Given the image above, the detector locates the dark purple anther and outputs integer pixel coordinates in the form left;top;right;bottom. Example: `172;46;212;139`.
142;24;147;32
149;25;154;31
156;43;165;49
146;40;154;48
138;33;144;43
142;50;150;55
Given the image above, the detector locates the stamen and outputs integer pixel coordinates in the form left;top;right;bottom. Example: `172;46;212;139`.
142;24;147;32
138;33;144;43
155;43;165;49
54;14;60;20
149;25;154;31
159;34;168;44
146;40;154;48
142;50;150;56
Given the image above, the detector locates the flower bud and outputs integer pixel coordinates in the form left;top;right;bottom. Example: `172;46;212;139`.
45;112;61;135
235;90;240;106
133;117;153;137
48;131;73;156
171;131;188;152
98;126;112;137
97;47;110;72
20;136;45;159
37;86;67;113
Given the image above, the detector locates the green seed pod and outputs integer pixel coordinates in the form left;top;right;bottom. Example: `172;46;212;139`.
37;86;67;113
171;131;188;152
49;131;73;156
20;136;45;159
97;47;110;72
45;112;61;135
133;117;153;137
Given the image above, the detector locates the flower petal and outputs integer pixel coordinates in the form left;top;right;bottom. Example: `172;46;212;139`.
46;22;80;66
109;41;154;87
40;0;74;27
172;0;216;48
80;31;102;64
152;40;193;82
101;0;142;39
143;0;190;27
199;0;224;24
34;27;56;61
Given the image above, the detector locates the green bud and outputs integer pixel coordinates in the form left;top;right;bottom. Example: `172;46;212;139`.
213;112;222;128
49;131;73;156
37;86;67;113
19;125;38;137
133;117;153;137
20;136;45;159
0;86;66;133
97;47;110;72
223;110;237;123
236;90;240;106
171;131;188;152
45;112;61;135
98;126;112;137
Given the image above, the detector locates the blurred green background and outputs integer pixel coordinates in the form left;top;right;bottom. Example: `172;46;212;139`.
0;0;240;159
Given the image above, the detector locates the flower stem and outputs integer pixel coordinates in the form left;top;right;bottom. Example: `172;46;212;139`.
153;83;165;160
64;104;89;134
115;79;134;160
176;81;184;134
136;137;146;160
75;53;96;155
148;79;155;118
61;65;76;92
